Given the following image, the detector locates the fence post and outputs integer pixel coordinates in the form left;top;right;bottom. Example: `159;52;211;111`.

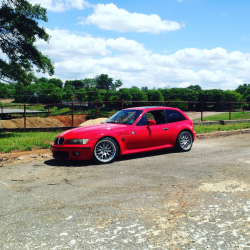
48;105;50;117
24;104;26;128
168;101;170;107
121;99;124;110
95;102;97;119
71;102;74;126
229;101;232;120
201;101;203;121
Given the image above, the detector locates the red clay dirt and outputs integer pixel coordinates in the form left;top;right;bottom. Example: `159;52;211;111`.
52;114;87;126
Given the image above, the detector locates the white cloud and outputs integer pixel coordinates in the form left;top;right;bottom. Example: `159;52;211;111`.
35;28;250;90
106;37;151;55
37;29;110;61
29;0;90;12
79;3;183;34
150;47;250;72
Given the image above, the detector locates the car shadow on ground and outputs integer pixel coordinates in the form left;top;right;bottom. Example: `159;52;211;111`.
44;159;93;167
44;149;181;168
117;148;180;162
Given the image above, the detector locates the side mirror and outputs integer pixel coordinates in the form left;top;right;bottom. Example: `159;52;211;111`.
147;120;156;126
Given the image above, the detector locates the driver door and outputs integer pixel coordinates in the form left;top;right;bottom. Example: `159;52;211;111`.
134;110;170;148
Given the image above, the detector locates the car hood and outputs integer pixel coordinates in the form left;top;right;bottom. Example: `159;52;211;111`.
58;123;130;139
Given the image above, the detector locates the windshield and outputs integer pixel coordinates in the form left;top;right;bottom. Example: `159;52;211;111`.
105;110;142;125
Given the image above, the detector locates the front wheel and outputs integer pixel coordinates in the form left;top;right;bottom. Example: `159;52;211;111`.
176;130;193;152
93;137;118;164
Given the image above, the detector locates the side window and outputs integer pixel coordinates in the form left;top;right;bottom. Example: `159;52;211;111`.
136;114;147;126
165;110;186;123
136;110;166;126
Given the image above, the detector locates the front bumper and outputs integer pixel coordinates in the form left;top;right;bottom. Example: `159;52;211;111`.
52;140;96;160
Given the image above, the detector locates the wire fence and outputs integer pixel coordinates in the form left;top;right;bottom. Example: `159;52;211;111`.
0;100;250;128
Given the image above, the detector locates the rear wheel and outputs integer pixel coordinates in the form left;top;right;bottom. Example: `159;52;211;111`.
93;137;118;164
176;130;193;152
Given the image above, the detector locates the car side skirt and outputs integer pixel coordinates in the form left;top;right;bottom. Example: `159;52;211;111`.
120;144;174;155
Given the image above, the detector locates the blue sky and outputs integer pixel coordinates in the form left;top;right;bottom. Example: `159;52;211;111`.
28;0;250;89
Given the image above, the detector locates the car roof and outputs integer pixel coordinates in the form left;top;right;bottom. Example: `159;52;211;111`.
124;106;180;111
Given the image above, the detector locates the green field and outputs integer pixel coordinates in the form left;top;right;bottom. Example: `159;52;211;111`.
194;123;250;134
0;131;62;153
199;111;250;121
1;123;250;153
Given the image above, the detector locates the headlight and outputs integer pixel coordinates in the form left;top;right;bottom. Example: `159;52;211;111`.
67;139;89;145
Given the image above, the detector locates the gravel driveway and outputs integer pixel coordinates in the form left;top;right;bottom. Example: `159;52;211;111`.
0;134;250;249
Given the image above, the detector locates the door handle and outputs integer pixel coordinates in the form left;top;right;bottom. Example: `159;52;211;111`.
163;128;168;130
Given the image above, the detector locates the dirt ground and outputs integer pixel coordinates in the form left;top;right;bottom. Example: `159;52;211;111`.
52;114;87;126
0;133;250;249
0;99;14;104
0;117;64;128
0;115;87;128
79;117;107;126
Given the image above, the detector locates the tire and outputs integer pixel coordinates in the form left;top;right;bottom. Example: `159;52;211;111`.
176;130;193;152
93;137;119;164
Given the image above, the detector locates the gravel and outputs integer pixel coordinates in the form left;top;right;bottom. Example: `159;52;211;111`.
0;134;250;249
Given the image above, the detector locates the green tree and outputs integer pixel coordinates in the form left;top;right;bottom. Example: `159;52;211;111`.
224;90;243;102
38;77;49;84
0;0;54;85
186;85;202;91
102;90;118;101
111;79;123;90
141;86;148;92
159;88;198;101
147;90;164;102
95;74;123;90
199;89;225;102
63;88;74;103
82;78;96;89
65;80;84;89
95;74;113;90
48;78;63;88
0;82;15;98
129;87;148;104
76;89;87;102
235;83;250;101
48;87;64;103
118;88;132;106
102;90;119;108
87;87;102;102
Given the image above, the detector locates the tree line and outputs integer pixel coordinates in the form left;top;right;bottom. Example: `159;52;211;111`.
1;74;250;109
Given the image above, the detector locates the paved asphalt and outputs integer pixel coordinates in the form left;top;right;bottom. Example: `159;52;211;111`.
0;134;250;249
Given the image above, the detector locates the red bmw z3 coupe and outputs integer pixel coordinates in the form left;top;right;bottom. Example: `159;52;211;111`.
52;106;196;164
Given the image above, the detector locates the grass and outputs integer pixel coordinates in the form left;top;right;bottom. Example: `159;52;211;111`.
197;111;250;121
1;123;250;153
0;131;62;153
194;123;250;134
26;105;72;116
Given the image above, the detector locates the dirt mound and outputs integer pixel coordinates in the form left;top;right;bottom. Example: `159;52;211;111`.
52;115;87;126
79;117;107;126
0;99;14;104
1;117;64;128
